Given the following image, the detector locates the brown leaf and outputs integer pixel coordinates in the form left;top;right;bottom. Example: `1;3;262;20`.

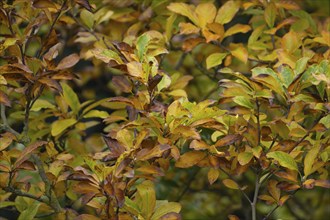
314;180;330;188
33;0;57;9
102;135;126;161
175;151;206;168
56;54;80;70
303;179;316;189
112;75;132;93
76;214;101;220
74;0;92;12
228;215;240;220
148;74;163;92
274;170;298;183
0;91;11;107
277;182;300;191
190;140;209;150
14;141;48;169
182;37;204;52
38;78;62;92
44;43;63;61
214;134;241;148
136;144;171;161
160;212;181;220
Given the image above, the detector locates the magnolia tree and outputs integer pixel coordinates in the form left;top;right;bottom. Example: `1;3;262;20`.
0;0;329;219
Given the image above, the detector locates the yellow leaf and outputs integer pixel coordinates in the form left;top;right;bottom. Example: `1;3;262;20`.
304;145;319;178
264;3;277;28
224;24;251;38
179;22;200;35
215;1;240;25
51;119;77;136
237;152;253;165
175;151;206;168
136;180;156;220
281;31;301;53
230;43;248;63
222;179;239;189
195;3;216;28
151;202;181;220
127;61;147;83
167;3;199;26
206;53;228;69
208;168;220;185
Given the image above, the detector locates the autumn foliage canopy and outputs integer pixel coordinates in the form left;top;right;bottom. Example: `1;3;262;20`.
0;0;329;219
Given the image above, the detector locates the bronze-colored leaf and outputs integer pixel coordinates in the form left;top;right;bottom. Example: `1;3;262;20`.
0;91;11;107
38;78;62;92
14;141;48;169
74;0;92;12
214;134;241;148
102;135;126;161
56;54;80;70
175;151;206;168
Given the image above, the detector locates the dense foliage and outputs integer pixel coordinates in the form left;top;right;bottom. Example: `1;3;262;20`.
0;0;329;219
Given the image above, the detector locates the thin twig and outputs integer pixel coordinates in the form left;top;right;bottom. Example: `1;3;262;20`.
37;0;68;58
176;168;200;202
32;154;62;212
218;167;252;204
175;53;187;70
255;98;261;146
3;186;48;204
0;104;20;137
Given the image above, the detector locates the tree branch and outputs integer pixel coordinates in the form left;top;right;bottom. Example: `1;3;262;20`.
0;104;20;137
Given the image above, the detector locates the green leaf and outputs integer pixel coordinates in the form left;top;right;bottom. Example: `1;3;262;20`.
61;82;80;115
215;0;240;25
224;24;251;38
206;53;227;69
18;201;40;220
267;151;298;171
151;202;181;220
30;99;55;111
294;57;310;75
233;96;254;109
304;146;319;178
157;74;171;91
137;180;156;220
238;152;253;165
91;48;123;64
137;34;150;61
264;3;276;28
51;118;77;136
289;10;317;33
83;110;109;119
0;201;15;208
279;66;294;88
80;9;94;29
